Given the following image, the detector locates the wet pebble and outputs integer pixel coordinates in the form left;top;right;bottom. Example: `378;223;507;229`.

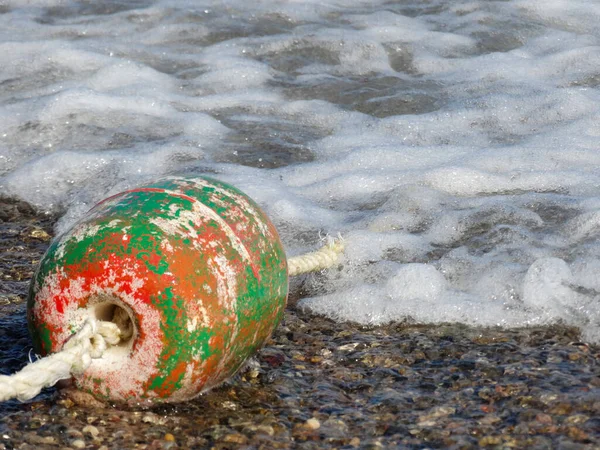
305;418;320;430
71;439;86;449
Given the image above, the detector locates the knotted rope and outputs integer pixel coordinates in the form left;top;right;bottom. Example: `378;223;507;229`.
0;238;344;402
0;320;121;402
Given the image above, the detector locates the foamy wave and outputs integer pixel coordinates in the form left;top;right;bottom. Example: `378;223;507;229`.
1;0;600;341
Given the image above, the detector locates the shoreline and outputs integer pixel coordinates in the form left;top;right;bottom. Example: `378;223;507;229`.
1;199;599;449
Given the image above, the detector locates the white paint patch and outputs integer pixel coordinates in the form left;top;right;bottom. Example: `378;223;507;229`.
186;316;198;333
160;239;174;253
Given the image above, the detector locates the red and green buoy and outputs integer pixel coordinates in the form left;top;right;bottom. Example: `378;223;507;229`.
27;176;288;403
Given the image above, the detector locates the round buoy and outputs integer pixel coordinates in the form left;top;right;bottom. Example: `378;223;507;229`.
27;176;288;403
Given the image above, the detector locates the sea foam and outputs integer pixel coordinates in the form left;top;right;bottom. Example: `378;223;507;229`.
1;0;600;342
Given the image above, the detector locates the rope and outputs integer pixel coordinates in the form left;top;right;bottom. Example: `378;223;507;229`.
288;237;345;277
0;319;121;402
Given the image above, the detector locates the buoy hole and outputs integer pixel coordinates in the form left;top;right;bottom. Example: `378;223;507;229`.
94;301;135;348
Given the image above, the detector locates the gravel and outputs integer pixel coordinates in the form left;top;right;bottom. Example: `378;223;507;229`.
1;198;599;449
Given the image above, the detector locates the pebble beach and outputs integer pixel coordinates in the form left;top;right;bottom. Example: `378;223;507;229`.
1;198;599;449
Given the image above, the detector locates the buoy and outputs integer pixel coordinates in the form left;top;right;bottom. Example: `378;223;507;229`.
26;176;288;403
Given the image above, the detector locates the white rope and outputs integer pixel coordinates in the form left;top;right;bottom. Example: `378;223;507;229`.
0;319;121;402
288;237;345;277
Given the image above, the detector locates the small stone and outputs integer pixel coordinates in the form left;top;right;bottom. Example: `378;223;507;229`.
479;414;501;425
222;433;247;444
142;413;159;424
221;400;237;410
305;418;320;430
567;426;589;441
255;425;275;436
29;228;50;240
260;349;285;367
71;439;86;449
549;403;573;415
425;406;455;419
57;398;74;408
479;436;502;446
480;404;495;413
83;425;100;438
337;343;359;351
445;421;465;431
565;414;589;425
535;413;553;424
349;437;360;447
247;368;260;378
417;420;437;428
320;348;332;357
164;433;175;442
539;393;558;404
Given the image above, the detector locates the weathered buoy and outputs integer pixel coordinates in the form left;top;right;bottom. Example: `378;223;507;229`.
27;176;288;403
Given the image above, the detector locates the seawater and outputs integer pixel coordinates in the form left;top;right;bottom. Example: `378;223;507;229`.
1;0;600;342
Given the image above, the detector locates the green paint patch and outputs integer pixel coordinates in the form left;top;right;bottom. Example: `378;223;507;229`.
148;287;216;394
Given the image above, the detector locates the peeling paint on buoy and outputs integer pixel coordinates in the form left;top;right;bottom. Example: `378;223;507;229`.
27;176;288;403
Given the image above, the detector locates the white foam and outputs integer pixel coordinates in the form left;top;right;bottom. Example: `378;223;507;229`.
2;0;600;342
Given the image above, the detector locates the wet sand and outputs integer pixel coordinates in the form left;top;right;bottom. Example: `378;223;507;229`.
1;198;599;449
